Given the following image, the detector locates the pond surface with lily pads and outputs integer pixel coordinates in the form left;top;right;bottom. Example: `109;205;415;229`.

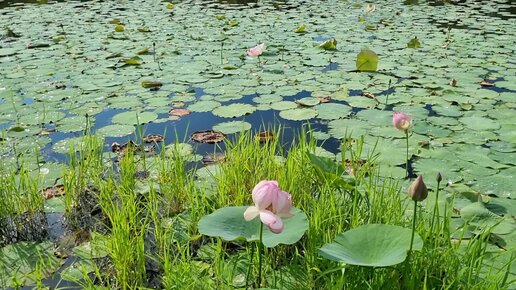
1;0;516;288
1;0;514;194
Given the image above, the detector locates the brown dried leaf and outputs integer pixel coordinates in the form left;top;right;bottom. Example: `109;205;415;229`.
42;185;65;199
361;91;376;99
191;130;225;143
256;131;274;144
202;153;226;165
316;96;331;103
144;134;164;143
480;80;495;87
169;108;191;117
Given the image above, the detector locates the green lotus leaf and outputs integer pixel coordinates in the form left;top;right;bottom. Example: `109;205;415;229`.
198;206;308;248
319;224;423;267
111;111;157;125
0;241;64;287
212;103;256;118
213;121;251;134
315;103;352;120
356;49;378;72
188;100;221;112
279;108;318;121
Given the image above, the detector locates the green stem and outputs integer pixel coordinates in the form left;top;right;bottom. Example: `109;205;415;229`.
257;222;264;288
405;131;409;179
429;179;441;239
409;200;418;254
245;243;255;289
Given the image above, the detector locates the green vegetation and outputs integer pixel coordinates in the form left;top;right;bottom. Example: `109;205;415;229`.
0;129;514;289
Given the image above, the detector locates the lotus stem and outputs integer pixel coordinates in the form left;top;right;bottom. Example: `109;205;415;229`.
409;200;417;254
405;131;409;179
245;242;255;289
430;177;442;243
220;41;224;65
257;222;264;287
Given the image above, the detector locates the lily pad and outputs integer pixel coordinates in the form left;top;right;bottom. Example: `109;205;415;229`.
279;108;318;121
112;111;157;125
198;206;308;248
319;224;423;267
212;103;256;118
0;241;64;287
213;121;251;134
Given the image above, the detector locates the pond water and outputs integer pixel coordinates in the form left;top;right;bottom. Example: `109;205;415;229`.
0;0;515;196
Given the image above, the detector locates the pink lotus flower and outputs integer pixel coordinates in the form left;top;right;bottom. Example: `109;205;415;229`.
244;180;293;234
247;43;266;57
392;112;412;132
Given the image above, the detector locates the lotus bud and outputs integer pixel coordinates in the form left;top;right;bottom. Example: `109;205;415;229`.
407;175;428;201
392;112;413;132
436;172;442;183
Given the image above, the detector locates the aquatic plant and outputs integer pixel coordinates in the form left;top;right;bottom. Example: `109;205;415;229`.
393;111;413;178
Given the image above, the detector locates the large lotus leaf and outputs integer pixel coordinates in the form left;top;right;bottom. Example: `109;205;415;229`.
315;103;352;120
111;111;157;125
187;100;221;112
355;49;378;72
96;124;135;137
212;121;251;134
0;241;64;287
459;116;500;131
296;97;320;107
212;103;256;118
319;224;423;267
279;108;318;121
198;206;308;248
270;101;298;111
331;85;349;100
460;202;516;235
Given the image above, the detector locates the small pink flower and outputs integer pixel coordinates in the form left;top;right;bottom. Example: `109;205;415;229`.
392;112;412;132
244;180;293;234
247;43;266;57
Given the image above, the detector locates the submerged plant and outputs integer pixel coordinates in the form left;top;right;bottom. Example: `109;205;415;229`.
393;111;413;178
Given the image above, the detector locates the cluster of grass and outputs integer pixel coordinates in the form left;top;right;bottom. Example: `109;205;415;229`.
0;128;513;289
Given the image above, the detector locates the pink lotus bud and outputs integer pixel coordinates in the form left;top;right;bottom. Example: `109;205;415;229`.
392;112;412;132
245;180;294;234
273;191;294;218
407;175;428;201
252;180;279;210
247;43;266;57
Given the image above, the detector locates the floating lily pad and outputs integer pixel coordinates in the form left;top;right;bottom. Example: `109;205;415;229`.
213;121;251;134
112;111;157;125
188;100;221;112
0;241;64;287
96;124;134;137
212;103;256;118
279;108;318;121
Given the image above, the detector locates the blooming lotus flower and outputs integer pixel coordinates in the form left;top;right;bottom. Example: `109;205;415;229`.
407;175;428;201
247;43;266;57
392;112;412;132
244;180;293;234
